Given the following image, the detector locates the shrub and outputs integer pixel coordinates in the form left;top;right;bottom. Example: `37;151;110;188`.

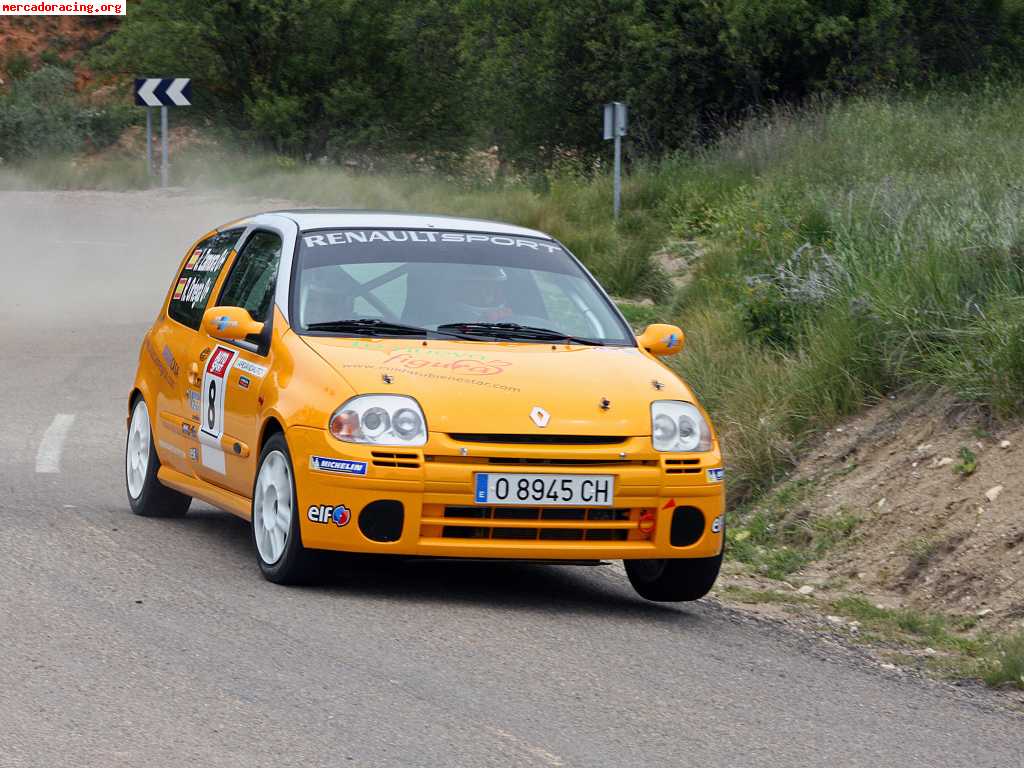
0;66;135;161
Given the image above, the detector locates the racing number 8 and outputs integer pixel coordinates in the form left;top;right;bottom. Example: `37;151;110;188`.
207;380;217;429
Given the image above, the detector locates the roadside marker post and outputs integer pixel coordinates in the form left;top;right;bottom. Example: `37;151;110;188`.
603;101;628;219
134;77;192;188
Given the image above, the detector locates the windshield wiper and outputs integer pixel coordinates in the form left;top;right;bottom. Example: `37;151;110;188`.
436;322;604;346
306;318;472;339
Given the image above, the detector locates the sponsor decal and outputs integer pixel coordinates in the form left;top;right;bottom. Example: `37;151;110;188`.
161;345;179;377
238;375;250;390
199;347;211;362
158;440;186;459
215;315;237;332
207;347;234;376
309;455;368;476
663;333;680;350
187;388;201;414
188;447;199;461
711;515;724;533
172;277;188;300
145;340;174;387
181;421;197;438
234;358;268;379
339;361;521;393
307;504;352;527
707;468;724;483
302;230;565;254
381;352;510;376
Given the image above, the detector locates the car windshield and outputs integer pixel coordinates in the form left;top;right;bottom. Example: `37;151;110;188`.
292;229;634;345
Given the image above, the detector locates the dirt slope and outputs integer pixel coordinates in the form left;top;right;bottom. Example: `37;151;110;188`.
0;15;116;88
781;391;1023;631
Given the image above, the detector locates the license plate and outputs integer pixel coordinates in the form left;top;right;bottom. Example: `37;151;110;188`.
474;473;615;507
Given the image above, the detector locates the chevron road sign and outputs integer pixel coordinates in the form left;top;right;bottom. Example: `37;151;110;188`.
134;78;192;188
134;78;192;107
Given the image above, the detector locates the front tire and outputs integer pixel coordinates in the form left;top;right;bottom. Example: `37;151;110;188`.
625;554;722;602
126;396;191;518
252;433;320;584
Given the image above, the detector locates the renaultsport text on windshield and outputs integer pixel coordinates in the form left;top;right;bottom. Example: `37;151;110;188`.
303;230;565;253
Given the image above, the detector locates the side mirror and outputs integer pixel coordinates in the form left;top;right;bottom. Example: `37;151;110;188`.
203;306;265;342
637;323;685;356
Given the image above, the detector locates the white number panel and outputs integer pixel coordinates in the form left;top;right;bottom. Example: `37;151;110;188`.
199;345;237;474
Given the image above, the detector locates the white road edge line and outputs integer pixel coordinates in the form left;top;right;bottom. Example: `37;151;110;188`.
36;414;76;474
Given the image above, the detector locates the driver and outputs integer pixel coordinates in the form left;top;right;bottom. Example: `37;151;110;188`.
446;265;514;322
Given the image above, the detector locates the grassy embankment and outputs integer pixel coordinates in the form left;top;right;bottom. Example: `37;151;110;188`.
5;84;1023;688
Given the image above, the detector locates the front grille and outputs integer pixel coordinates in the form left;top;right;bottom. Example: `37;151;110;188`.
438;505;631;541
449;433;628;445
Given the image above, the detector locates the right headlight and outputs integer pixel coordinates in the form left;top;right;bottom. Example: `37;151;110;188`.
329;394;428;446
651;400;712;452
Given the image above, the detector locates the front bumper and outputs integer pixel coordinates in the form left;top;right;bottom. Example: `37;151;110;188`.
288;426;725;560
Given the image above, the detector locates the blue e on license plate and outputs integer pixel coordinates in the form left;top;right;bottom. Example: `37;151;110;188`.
474;473;615;506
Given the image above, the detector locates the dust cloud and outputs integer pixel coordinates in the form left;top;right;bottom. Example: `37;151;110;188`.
0;189;296;330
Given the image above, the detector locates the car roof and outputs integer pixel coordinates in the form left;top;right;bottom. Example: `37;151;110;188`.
262;209;552;240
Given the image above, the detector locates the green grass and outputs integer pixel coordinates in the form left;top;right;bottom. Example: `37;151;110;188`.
985;633;1024;689
830;596;1024;689
726;479;861;579
6;81;1024;502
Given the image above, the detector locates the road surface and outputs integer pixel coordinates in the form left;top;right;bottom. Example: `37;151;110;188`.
0;190;1020;767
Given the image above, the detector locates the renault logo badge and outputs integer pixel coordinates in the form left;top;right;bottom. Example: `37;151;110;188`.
530;406;550;428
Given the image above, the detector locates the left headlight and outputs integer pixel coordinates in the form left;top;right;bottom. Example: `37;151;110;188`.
329;395;428;446
651;400;712;452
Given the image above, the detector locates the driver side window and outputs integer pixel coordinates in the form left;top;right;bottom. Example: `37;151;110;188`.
218;230;283;322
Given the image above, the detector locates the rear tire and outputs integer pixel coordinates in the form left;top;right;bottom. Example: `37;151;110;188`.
625;554;722;602
252;433;321;585
125;396;191;518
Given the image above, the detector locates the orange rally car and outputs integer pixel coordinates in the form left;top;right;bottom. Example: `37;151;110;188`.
126;211;725;600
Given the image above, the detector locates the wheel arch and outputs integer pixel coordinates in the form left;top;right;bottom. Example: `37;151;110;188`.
258;414;286;456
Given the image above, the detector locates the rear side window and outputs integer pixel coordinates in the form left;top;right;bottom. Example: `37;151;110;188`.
168;228;244;330
218;230;283;321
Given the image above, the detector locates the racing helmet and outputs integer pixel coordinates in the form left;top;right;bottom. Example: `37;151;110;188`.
447;265;511;319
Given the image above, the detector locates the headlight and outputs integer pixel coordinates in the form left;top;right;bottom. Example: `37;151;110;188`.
651;400;712;452
329;395;427;446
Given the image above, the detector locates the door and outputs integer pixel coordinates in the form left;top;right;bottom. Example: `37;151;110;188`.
155;227;244;475
190;228;285;498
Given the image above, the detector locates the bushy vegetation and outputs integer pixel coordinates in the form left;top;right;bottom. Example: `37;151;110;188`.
0;66;135;161
87;0;1024;165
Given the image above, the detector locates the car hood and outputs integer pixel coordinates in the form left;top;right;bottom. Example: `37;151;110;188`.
301;336;694;436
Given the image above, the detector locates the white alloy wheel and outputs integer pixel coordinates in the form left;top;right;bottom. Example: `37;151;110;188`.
126;399;151;499
253;450;293;565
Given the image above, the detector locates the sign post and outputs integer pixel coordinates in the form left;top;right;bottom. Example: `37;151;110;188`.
603;102;628;219
145;107;153;176
134;77;192;187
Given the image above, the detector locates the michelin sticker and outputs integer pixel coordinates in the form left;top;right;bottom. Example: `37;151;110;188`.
707;468;724;483
310;456;368;476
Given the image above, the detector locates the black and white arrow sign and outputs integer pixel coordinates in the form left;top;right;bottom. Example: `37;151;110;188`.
134;78;192;107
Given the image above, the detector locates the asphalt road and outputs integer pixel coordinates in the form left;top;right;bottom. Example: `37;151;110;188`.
1;190;1021;767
